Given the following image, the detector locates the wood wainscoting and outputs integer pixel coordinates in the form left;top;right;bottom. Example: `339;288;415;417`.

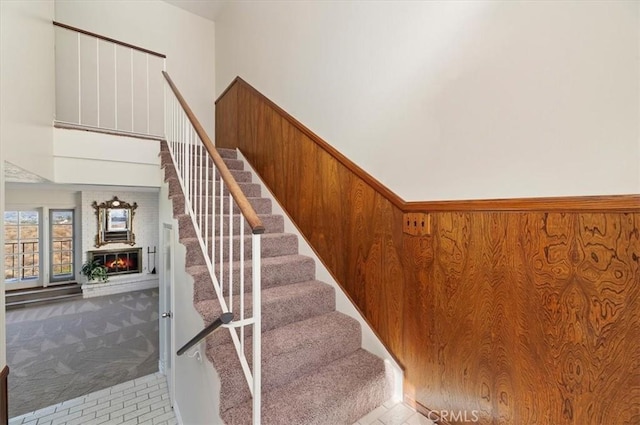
215;77;640;425
1;365;8;425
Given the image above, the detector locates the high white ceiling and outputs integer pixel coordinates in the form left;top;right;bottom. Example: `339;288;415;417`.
163;0;229;22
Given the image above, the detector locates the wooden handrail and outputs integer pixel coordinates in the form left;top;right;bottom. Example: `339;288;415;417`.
163;71;265;234
53;21;166;58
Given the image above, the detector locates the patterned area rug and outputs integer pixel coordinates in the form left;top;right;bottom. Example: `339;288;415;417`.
6;289;159;418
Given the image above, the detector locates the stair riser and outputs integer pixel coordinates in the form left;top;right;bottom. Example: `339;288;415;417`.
189;257;315;302
183;234;298;265
6;286;82;303
165;155;243;170
185;159;244;170
221;349;391;425
171;195;271;216
211;313;362;413
168;170;252;183
177;214;284;239
161;144;236;158
196;282;336;346
166;177;261;199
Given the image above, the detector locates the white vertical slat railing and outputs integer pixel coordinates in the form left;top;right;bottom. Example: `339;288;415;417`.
53;22;165;139
163;72;264;425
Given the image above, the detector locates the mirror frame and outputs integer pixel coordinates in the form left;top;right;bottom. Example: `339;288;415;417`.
92;196;138;247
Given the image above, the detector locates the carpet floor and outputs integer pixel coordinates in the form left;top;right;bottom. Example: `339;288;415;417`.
6;288;159;418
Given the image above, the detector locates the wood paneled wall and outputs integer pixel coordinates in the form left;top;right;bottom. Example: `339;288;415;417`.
215;78;640;425
1;366;8;425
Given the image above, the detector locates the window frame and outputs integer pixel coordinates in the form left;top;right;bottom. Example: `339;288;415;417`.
3;208;43;288
49;209;76;283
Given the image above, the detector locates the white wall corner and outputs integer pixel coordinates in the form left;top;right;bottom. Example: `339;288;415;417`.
159;175;223;425
0;138;6;367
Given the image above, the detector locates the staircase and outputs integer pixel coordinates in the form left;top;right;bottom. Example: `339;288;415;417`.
160;143;392;424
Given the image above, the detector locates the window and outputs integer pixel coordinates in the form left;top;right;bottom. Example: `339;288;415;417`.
4;210;40;282
50;210;75;282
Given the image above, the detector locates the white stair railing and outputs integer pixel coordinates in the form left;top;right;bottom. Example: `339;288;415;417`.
163;72;263;425
53;21;165;139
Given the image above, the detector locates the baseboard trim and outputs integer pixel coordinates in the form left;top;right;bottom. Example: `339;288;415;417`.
403;396;452;425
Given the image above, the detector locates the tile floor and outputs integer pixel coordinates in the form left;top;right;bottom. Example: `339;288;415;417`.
9;373;176;425
354;399;435;425
10;371;432;425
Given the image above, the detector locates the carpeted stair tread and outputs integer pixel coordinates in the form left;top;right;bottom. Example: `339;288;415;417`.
195;280;335;344
182;233;298;266
163;165;260;197
167;194;271;216
222;158;244;170
187;254;316;302
216;148;237;159
221;348;390;425
168;181;262;201
184;169;252;183
189;158;244;170
160;140;392;423
180;146;237;159
177;213;284;238
209;311;362;413
210;196;272;214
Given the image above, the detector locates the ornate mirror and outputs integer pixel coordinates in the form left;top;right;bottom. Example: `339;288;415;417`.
92;196;138;247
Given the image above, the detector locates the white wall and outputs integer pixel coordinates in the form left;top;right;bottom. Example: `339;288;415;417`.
216;0;640;201
55;0;216;137
0;0;55;181
0;122;6;369
159;177;223;425
53;129;162;187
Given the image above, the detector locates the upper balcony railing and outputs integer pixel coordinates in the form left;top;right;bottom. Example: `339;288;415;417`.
53;22;165;139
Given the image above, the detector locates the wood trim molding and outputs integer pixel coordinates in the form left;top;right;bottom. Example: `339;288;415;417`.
216;78;639;213
404;194;640;212
53;21;166;58
1;365;8;425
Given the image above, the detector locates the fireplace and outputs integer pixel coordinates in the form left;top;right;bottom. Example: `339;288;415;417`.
88;248;142;276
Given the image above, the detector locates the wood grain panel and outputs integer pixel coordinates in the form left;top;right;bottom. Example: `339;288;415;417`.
1;365;8;425
214;82;238;151
224;79;406;358
404;212;639;424
215;77;640;425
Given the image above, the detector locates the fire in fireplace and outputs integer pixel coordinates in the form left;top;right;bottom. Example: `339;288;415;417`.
88;248;142;276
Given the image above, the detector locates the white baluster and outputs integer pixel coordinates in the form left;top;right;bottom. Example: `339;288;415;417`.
219;176;224;298
204;153;210;258
96;38;100;128
229;191;233;312
114;44;118;130
130;49;134;132
77;33;81;125
252;233;262;425
240;216;245;353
